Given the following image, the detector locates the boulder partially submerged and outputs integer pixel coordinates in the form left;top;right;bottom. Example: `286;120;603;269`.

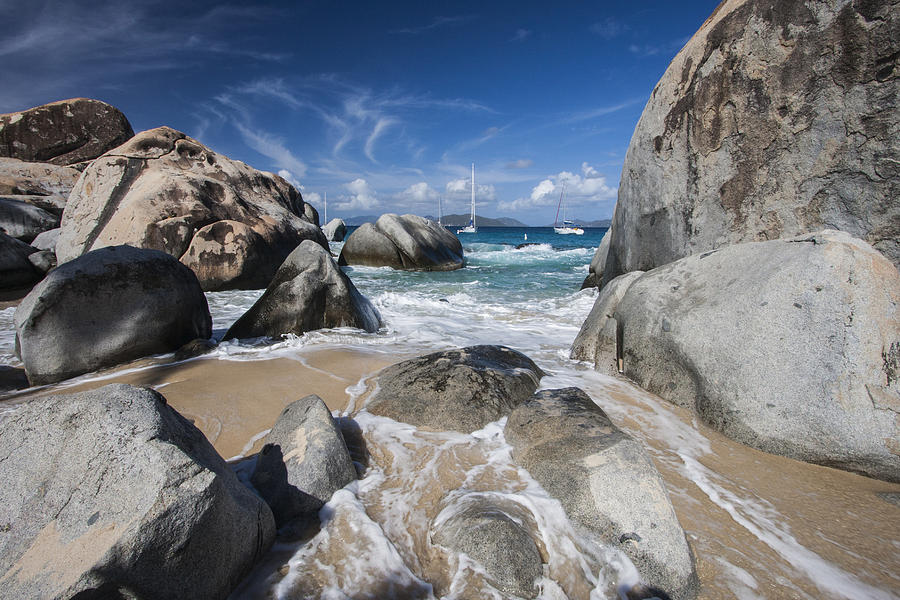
365;345;543;433
15;245;211;385
505;387;698;599
0;384;275;600
55;127;326;290
339;214;464;271
224;240;380;340
323;218;347;242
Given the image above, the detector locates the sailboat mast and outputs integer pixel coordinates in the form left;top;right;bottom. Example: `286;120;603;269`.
324;191;327;225
554;186;563;227
471;162;476;227
438;194;442;225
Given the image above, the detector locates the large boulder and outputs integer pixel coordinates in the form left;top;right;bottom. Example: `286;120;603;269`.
594;231;900;482
55;127;326;291
364;345;543;433
14;245;212;385
224;240;381;340
505;388;698;600
571;271;645;371
0;198;59;242
0;232;41;291
0;157;80;200
323;218;347;242
580;231;610;290
339;213;464;271
602;0;900;285
250;395;357;529
0;384;275;600
0;98;134;167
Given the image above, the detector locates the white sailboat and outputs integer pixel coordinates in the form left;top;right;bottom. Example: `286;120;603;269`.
553;185;584;235
457;163;477;234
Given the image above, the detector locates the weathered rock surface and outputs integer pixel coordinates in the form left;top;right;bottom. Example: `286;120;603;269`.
581;231;610;289
0;157;80;199
27;250;56;274
251;395;356;528
55;127;326;291
603;0;900;285
224;240;381;340
365;345;543;433
30;228;59;252
0;384;275;600
15;245;211;385
0;98;134;166
323;218;347;242
571;271;645;371
432;497;543;599
598;231;900;482
0;232;41;291
339;214;464;271
505;387;698;600
0;198;59;242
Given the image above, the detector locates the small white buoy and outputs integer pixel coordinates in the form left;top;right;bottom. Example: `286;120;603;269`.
524;233;527;241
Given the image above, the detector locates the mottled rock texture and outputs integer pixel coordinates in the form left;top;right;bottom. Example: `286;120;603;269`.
56;127;326;290
225;240;380;340
505;388;698;600
596;231;900;482
15;245;211;385
339;213;464;271
365;345;543;433
0;98;134;166
602;0;900;284
0;157;80;200
0;384;275;600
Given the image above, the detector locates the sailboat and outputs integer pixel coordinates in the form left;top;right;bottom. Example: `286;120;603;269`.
553;185;584;235
457;163;477;234
438;194;443;226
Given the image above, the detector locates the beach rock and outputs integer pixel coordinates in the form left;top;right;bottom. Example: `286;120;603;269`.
365;345;543;433
432;497;543;599
602;0;900;284
323;218;346;242
0;232;41;291
251;395;357;529
30;227;59;252
14;245;211;385
571;271;645;371
0;384;275;600
599;231;900;482
0;157;81;198
0;98;134;166
27;249;56;273
224;240;380;340
581;231;610;290
0;197;59;242
339;214;464;271
55;126;326;291
505;387;698;600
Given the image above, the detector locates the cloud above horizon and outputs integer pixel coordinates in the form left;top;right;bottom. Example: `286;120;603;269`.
498;162;616;211
336;178;379;211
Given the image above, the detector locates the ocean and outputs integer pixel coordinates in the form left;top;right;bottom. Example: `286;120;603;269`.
1;226;897;599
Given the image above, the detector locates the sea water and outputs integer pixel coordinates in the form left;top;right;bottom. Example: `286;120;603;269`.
1;227;898;599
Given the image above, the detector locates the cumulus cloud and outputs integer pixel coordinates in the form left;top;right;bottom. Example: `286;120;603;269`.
399;182;439;205
445;177;496;202
277;169;302;188
506;158;533;169
336;178;379;211
498;162;616;211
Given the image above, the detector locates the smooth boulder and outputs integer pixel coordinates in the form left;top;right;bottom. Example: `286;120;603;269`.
55;126;326;291
339;213;464;271
0;98;134;166
505;387;698;600
603;0;900;284
365;345;543;433
571;271;645;371
0;198;59;242
323;218;346;242
250;395;357;529
224;240;380;340
0;232;41;291
14;245;212;385
596;231;900;482
580;231;610;290
0;384;275;600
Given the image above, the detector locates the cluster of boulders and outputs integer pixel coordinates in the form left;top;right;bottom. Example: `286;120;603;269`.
576;0;899;483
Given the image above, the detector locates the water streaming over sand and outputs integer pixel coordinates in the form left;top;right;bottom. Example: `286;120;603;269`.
1;227;898;599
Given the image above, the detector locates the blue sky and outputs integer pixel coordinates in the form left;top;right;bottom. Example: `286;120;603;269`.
0;0;718;225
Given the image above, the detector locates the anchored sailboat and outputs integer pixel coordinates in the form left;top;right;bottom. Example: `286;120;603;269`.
553;185;584;235
457;163;477;234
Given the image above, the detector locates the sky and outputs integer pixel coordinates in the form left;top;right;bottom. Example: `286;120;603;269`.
0;0;719;225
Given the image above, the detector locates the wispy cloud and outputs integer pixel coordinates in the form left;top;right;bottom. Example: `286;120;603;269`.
391;15;475;35
506;159;533;169
628;37;690;58
510;28;532;42
364;117;397;162
233;121;307;177
589;17;626;39
558;98;644;124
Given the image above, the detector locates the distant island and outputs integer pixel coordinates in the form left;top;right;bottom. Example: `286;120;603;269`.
339;214;609;228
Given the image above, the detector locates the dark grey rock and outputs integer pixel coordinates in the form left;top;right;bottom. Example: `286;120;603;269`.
14;245;212;385
26;249;56;273
600;231;900;482
0;232;41;291
0;384;275;600
505;387;698;600
581;231;610;290
0;98;134;166
0;198;59;242
224;240;381;340
365;345;543;433
322;218;346;242
432;497;543;598
251;395;356;529
339;214;464;271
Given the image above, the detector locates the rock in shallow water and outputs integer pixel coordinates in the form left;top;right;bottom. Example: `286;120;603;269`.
14;244;212;385
505;387;698;600
339;213;464;271
365;345;544;433
0;384;275;600
323;218;346;242
0;231;41;291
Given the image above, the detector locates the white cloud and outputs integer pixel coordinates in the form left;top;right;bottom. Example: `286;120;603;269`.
589;18;626;39
445;177;496;202
506;159;533;169
498;162;616;211
364;117;397;162
336;178;379;211
399;182;439;205
277;169;302;189
234;121;307;177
